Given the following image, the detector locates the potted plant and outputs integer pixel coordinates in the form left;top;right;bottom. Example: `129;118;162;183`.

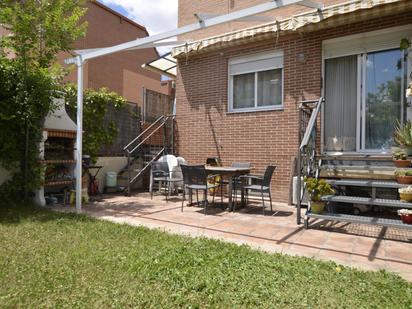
398;186;412;202
398;209;412;224
394;121;412;155
394;169;412;184
304;177;335;214
392;148;410;167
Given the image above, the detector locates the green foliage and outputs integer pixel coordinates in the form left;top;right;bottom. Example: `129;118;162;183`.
1;204;411;308
0;0;87;68
64;84;126;163
392;148;407;160
0;0;87;201
304;177;334;202
394;120;412;147
394;169;412;177
0;59;58;198
400;38;411;51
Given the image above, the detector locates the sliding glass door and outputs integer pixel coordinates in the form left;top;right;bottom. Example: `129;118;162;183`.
324;49;407;153
362;49;406;151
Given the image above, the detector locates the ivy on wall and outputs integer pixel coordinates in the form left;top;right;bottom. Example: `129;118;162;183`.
64;84;127;164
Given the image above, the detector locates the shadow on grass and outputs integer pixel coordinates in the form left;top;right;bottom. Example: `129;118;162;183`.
0;202;92;225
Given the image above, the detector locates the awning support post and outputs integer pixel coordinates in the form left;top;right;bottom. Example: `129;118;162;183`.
75;56;84;212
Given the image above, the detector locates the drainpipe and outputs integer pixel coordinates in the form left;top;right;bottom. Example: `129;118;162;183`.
75;56;84;212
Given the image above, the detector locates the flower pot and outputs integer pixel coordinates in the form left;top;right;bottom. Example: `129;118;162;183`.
400;214;412;224
395;176;412;184
399;192;412;202
310;201;326;214
393;159;411;168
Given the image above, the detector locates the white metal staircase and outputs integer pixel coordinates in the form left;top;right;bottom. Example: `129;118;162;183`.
296;99;412;230
120;115;175;195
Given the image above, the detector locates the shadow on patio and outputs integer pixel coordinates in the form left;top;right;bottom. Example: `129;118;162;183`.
56;192;412;281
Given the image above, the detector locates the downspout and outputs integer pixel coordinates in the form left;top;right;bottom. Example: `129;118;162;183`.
75;55;84;211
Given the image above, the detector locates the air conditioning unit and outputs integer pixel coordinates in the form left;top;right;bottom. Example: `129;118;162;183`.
292;176;308;206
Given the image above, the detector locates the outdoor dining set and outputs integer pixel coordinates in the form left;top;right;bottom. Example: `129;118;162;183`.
150;157;276;215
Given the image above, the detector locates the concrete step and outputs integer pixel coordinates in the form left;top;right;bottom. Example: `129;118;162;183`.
321;195;412;209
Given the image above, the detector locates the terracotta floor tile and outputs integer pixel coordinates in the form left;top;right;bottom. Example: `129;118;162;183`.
55;193;412;282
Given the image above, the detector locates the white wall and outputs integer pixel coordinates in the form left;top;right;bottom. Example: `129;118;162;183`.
94;156;143;192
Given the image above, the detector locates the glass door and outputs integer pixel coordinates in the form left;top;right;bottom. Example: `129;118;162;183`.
360;49;407;151
324;55;358;152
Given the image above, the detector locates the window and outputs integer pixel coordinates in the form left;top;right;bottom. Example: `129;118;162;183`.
228;51;283;112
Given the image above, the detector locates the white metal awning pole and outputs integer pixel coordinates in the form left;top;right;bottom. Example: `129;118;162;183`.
65;0;320;64
75;56;84;211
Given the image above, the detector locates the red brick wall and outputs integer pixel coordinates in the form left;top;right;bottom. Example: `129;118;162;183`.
175;11;412;203
59;1;168;105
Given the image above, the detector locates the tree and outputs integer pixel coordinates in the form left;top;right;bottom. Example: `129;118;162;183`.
0;0;87;200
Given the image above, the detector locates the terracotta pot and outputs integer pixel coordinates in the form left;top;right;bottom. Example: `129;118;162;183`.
395;176;412;184
393;159;411;168
310;201;326;214
399;192;412;202
400;214;412;224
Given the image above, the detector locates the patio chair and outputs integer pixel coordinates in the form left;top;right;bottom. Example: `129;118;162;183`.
150;161;172;202
180;164;221;215
239;165;276;215
230;162;251;207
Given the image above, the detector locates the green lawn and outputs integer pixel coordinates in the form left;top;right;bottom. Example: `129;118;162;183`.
0;204;411;308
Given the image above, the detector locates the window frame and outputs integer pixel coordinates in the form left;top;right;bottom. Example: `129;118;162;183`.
228;51;284;113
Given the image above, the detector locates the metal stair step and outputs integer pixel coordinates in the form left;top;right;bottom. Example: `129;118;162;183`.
307;212;412;230
320;154;392;161
326;179;405;189
321;195;412;209
321;164;395;171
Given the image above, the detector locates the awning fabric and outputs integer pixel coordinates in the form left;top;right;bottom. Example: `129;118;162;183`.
172;0;410;57
142;53;177;79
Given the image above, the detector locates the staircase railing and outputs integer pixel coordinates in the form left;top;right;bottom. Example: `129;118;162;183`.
296;97;324;224
123;114;175;195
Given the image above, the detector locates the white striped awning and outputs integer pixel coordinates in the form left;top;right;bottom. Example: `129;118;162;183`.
172;0;411;57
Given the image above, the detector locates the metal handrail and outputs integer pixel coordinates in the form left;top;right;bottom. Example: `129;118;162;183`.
124;114;174;196
123;115;165;151
300;97;324;150
296;97;324;225
129;115;174;154
129;147;165;184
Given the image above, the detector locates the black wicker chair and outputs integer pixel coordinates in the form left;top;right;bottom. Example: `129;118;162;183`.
181;165;221;215
240;165;276;215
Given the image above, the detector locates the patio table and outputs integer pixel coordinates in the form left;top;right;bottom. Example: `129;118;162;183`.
205;166;252;211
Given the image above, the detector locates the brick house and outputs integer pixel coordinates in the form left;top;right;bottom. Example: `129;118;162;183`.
173;0;412;203
60;0;170;104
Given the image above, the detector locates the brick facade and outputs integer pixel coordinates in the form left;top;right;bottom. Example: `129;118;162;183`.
59;1;168;105
175;5;412;203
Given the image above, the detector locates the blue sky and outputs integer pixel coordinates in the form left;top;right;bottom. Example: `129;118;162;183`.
98;0;178;54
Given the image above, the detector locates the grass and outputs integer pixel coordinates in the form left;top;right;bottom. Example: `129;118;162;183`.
0;204;411;308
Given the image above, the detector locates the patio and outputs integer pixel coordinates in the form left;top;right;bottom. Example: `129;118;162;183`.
57;192;412;281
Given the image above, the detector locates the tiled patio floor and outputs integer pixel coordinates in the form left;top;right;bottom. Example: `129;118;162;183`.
57;192;412;281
